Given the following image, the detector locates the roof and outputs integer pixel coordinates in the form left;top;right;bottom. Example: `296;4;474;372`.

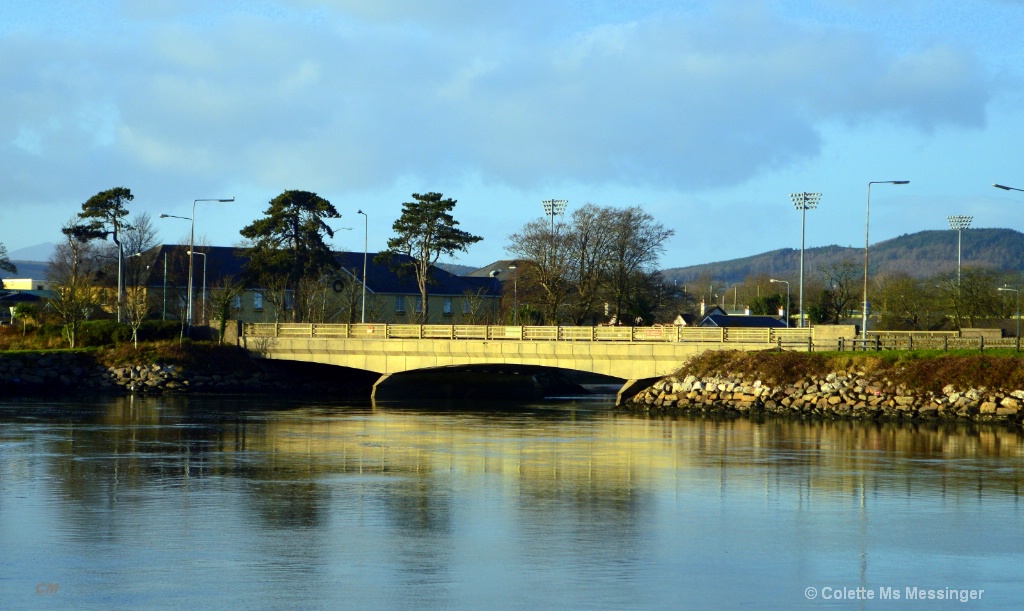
699;314;788;328
467;260;523;282
133;245;501;297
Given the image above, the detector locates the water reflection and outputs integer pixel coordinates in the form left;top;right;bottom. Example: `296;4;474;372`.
1;396;1023;608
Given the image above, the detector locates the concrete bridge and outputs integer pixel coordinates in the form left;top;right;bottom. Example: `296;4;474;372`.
241;323;826;403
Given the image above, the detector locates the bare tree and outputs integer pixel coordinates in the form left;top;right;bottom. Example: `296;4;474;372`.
123;286;151;348
811;260;861;325
46;221;104;348
564;204;615;325
507;219;573;324
605;206;674;323
207;275;246;343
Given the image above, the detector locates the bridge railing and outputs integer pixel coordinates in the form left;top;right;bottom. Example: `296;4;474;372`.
242;322;816;345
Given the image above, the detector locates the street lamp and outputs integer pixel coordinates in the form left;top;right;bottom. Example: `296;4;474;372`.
998;286;1021;352
947;215;972;287
159;215;190;324
185;198;233;333
357;209;368;323
791;192;820;328
508;263;519;325
770;279;790;327
187;251;207;325
993;184;1024;192
862;180;909;340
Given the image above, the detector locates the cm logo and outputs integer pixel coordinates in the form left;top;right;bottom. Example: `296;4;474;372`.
36;583;59;595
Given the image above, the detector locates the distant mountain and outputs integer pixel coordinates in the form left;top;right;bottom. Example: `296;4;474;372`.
9;242;56;261
437;263;477;276
661;228;1024;285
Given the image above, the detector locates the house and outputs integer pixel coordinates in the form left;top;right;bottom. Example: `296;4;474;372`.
126;245;501;325
698;312;788;328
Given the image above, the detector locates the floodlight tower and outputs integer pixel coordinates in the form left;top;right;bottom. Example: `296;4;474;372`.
947;215;972;287
541;199;568;234
791;192;821;328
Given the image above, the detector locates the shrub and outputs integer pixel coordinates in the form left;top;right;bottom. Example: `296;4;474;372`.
78;320;130;347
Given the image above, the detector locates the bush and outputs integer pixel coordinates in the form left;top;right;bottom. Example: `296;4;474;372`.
78;320;131;347
137;320;183;342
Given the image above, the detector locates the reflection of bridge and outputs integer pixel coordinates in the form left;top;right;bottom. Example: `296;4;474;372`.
242;323;818;401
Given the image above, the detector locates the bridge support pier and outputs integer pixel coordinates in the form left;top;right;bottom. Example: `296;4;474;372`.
616;378;661;406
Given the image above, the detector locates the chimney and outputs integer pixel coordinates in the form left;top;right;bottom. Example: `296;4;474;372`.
744;306;750;315
700;300;706;316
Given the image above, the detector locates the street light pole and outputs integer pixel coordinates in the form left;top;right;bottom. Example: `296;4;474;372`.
770;279;790;327
508;264;519;325
188;251;207;325
185;198;233;335
863;181;910;341
947;215;972;287
357;209;368;323
791;192;820;328
998;287;1021;352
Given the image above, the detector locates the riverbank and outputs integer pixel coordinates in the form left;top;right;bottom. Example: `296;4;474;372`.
0;343;374;396
624;350;1024;425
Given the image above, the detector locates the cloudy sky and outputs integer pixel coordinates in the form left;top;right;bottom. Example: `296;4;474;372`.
2;0;1023;268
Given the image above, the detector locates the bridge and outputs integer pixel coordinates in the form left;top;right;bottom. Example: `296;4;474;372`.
241;323;822;402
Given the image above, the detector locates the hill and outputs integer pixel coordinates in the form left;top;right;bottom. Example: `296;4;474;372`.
661;228;1024;285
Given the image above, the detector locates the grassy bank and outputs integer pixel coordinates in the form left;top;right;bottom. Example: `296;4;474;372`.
677;349;1024;394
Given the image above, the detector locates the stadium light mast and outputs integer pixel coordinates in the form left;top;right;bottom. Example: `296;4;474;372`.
791;192;820;328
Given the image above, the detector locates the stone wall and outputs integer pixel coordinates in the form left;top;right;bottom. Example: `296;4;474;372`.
626;368;1023;425
0;351;343;395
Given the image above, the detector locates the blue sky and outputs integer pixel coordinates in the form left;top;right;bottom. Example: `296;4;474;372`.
2;0;1023;268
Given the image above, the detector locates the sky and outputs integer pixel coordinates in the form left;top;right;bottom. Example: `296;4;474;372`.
2;0;1023;269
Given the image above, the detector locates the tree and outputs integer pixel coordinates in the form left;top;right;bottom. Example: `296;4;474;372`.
811;260;861;324
605;206;674;323
207;276;246;343
380;192;482;323
563;204;616;324
240;190;341;322
507;219;573;324
73;187;134;320
0;242;16;289
47;221;104;348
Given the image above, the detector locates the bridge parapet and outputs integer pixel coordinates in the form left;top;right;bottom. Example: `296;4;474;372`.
243;323;813;345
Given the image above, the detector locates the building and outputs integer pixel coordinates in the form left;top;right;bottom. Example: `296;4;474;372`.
128;245;501;325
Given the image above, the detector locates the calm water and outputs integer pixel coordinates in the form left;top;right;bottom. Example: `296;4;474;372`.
2;394;1023;610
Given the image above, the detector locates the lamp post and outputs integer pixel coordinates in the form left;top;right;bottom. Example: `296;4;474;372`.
159;215;190;325
862;180;910;340
184;198;233;334
947;215;972;287
993;184;1024;193
770;279;790;327
791;192;820;328
357;209;368;323
998;286;1021;351
162;251;168;321
187;251;207;325
508;263;519;325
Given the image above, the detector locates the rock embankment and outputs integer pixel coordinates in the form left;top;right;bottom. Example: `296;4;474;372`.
0;351;327;395
628;370;1024;425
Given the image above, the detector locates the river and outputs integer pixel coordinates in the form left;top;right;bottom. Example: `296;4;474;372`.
2;394;1022;609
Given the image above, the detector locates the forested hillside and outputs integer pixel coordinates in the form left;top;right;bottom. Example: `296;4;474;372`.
662;228;1024;285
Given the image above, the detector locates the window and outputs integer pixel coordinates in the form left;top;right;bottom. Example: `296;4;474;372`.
463;298;471;314
443;297;453;315
394;296;405;313
284;291;294;311
254;292;263;311
414;297;423;313
231;295;241;310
